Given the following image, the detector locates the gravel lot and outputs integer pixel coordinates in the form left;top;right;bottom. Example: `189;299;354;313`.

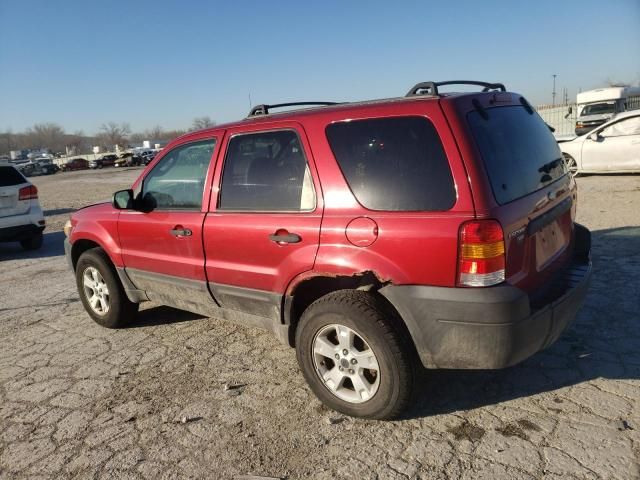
1;168;639;479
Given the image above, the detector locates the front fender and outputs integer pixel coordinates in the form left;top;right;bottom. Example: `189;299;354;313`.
69;205;123;267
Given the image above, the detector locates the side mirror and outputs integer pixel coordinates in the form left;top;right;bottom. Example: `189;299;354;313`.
588;132;600;141
113;189;134;210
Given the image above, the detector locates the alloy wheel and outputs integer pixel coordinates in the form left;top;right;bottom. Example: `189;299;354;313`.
82;266;110;315
312;324;380;403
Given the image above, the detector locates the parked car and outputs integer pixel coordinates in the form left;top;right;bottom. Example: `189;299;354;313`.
560;110;640;176
61;158;89;171
21;158;59;176
64;80;592;419
141;151;156;165
89;154;118;169
115;152;142;168
0;164;45;250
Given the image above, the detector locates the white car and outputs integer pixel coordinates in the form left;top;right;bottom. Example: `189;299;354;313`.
0;164;45;250
560;110;640;176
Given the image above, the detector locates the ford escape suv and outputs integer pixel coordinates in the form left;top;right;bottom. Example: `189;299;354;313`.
64;81;592;419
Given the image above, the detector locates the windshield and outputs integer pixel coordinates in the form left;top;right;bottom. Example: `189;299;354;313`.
580;102;615;116
468;105;567;205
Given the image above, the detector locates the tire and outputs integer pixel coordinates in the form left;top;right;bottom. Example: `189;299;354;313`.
75;248;138;328
563;153;579;177
20;232;43;250
295;290;416;419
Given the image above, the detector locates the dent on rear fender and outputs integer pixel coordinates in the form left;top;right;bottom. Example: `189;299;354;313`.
284;245;409;297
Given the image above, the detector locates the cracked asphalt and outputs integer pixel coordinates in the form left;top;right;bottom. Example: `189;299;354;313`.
0;168;639;479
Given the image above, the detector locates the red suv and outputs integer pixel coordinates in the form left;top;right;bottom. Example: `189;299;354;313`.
64;81;592;419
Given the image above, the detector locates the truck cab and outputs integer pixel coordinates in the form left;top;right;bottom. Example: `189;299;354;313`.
575;86;640;136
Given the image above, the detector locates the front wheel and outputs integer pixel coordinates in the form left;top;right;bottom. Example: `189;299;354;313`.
295;290;416;419
75;248;138;328
563;153;579;177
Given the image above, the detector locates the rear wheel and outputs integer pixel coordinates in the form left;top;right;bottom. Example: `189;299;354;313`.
76;248;138;328
295;290;415;419
20;232;43;250
563;153;579;177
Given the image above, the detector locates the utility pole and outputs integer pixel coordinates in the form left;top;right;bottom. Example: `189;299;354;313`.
552;74;558;106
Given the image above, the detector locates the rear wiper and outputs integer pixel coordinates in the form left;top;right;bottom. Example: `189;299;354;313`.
538;157;563;174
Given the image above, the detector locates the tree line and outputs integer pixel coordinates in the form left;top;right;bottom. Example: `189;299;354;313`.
0;116;216;156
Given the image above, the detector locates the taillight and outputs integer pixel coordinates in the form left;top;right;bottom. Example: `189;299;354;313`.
18;185;38;201
457;220;505;287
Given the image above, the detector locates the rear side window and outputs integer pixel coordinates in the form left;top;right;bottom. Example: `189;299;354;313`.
0;166;26;186
326;116;456;211
468;106;567;205
218;130;315;212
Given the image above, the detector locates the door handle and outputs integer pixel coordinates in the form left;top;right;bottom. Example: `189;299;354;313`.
269;231;301;244
170;227;192;237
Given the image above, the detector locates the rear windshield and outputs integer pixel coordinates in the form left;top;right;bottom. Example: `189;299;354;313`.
0;166;26;186
326;116;456;211
468;106;567;205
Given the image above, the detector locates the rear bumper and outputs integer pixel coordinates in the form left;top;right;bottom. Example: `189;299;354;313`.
380;225;592;369
0;223;45;242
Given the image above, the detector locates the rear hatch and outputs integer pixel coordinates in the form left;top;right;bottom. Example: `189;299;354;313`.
464;99;576;295
0;166;32;218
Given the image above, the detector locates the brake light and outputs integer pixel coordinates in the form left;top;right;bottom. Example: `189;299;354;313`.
18;185;38;201
457;220;505;287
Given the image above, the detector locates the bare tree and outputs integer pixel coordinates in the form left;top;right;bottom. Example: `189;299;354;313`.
65;130;86;155
145;125;164;140
0;130;15;155
24;123;66;152
97;122;131;150
191;116;215;131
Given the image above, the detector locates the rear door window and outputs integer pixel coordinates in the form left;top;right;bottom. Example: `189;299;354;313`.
218;130;315;212
325;116;456;211
0;166;26;186
467;105;567;205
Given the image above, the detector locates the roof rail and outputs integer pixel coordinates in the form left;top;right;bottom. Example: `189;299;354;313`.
247;102;339;117
406;81;506;97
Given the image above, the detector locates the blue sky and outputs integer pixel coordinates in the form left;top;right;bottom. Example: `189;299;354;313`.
1;0;639;134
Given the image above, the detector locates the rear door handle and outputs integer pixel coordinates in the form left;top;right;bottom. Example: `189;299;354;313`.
170;227;192;237
269;232;301;244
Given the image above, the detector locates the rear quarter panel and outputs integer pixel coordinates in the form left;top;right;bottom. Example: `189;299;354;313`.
293;99;476;287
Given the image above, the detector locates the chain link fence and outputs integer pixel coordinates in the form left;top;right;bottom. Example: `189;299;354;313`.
536;104;577;136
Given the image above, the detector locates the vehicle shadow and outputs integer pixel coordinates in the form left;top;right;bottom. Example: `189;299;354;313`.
44;207;75;216
405;225;640;419
126;305;206;329
0;230;66;261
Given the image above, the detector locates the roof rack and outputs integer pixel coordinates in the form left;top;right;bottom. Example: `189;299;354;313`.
406;80;506;97
247;102;339;117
